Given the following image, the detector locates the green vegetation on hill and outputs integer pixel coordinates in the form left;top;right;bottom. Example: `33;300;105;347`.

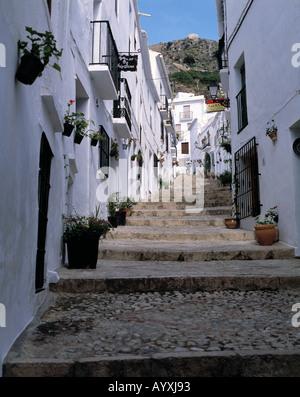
150;37;220;96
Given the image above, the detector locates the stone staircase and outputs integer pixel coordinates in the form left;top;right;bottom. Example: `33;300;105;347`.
3;174;300;377
98;175;294;265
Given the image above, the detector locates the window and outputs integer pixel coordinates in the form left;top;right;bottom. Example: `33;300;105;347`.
181;142;189;154
236;65;248;132
99;126;109;172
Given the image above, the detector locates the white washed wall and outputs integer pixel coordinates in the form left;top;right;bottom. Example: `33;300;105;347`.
225;0;300;252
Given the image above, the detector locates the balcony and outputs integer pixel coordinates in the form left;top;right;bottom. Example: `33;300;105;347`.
159;95;169;120
113;78;132;139
89;21;119;100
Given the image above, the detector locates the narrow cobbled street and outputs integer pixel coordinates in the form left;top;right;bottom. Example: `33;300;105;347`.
3;175;300;377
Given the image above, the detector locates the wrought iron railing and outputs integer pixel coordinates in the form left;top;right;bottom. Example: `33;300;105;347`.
234;137;260;220
90;21;119;91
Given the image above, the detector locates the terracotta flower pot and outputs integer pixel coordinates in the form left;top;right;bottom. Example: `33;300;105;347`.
268;132;277;142
254;224;276;246
224;218;237;229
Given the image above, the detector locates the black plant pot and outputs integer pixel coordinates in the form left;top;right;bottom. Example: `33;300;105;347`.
74;133;84;144
16;55;45;85
91;138;98;146
63;123;74;137
117;211;126;226
67;236;99;269
108;216;118;228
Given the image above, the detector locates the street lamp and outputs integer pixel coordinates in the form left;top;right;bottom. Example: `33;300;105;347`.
208;82;219;100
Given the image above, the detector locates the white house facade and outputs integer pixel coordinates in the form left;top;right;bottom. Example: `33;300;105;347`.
0;0;173;374
171;92;207;175
215;0;300;254
195;109;231;179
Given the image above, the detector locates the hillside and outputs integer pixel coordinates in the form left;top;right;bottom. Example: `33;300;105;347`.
150;36;220;97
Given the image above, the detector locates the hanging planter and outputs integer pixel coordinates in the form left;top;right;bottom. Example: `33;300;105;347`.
16;26;63;85
74;130;84;144
267;132;277;142
266;120;278;142
16;55;45;85
62;122;74;137
89;130;106;147
110;139;119;160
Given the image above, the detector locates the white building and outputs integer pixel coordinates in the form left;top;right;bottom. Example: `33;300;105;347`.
215;0;300;254
0;0;173;374
195;109;231;178
171;92;207;174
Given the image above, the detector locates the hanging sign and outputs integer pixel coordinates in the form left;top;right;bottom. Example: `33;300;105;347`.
206;99;225;113
118;55;138;71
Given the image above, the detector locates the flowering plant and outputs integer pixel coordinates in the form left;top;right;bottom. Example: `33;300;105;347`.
129;135;138;145
255;206;278;225
64;100;76;124
63;100;94;136
62;209;111;242
89;130;106;141
266;120;278;136
110;139;119;160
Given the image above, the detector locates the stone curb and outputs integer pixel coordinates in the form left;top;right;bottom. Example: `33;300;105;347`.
4;350;300;377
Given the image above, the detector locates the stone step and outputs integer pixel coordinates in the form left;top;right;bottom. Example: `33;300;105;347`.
131;207;232;217
134;198;232;209
98;240;295;262
50;258;300;294
106;226;254;242
126;216;227;227
4;348;300;377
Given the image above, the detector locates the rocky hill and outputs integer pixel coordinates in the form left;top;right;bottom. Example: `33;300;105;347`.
150;36;220;97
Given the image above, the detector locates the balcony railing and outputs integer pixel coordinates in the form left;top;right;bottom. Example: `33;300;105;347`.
113;78;132;138
90;21;119;99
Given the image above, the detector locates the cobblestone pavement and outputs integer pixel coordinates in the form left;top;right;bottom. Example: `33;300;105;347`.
12;289;300;361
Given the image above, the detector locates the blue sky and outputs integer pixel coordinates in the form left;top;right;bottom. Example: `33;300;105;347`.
137;0;219;45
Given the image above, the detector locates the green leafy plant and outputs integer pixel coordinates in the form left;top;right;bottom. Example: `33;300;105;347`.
217;170;232;187
255;206;278;225
219;139;231;154
18;26;63;73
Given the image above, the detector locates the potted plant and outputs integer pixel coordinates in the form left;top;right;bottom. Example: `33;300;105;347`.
110;139;119;160
266;120;278;142
89;130;106;146
254;206;278;246
119;196;136;217
63;100;76;136
62;208;111;269
16;26;63;85
107;199;118;228
73;114;93;144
